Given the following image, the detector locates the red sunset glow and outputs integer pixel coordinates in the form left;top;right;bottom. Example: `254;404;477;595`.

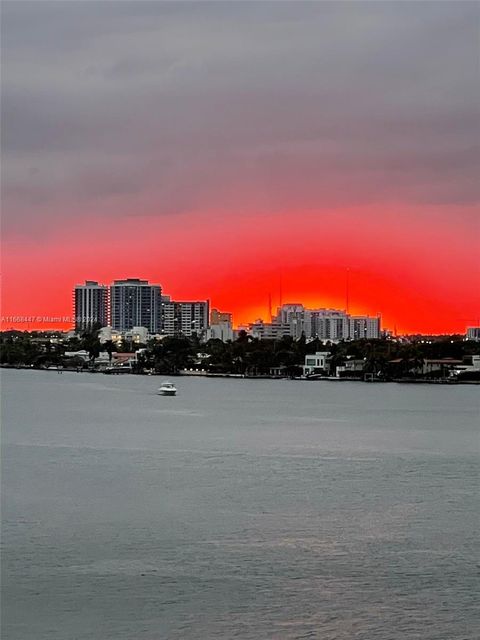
2;204;478;334
2;2;479;335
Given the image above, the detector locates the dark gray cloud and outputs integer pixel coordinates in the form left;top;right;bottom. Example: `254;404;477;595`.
2;1;479;236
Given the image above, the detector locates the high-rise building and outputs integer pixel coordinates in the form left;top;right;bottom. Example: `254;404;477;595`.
348;316;381;340
162;299;210;337
308;309;349;341
178;301;209;337
110;279;162;333
74;281;109;332
275;304;306;339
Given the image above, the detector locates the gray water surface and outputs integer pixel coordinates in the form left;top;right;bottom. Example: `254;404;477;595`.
1;370;479;639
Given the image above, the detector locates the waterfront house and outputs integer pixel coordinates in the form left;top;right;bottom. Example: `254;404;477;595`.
303;352;330;376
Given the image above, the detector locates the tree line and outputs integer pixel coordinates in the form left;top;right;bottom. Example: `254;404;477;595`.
1;329;479;380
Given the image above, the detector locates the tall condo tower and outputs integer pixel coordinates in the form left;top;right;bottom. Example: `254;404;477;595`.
110;278;162;333
74;281;109;331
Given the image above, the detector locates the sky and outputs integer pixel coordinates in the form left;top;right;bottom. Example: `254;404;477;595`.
1;1;479;334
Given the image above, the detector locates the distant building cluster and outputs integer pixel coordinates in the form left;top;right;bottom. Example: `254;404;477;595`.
243;303;381;342
74;280;381;343
74;279;210;339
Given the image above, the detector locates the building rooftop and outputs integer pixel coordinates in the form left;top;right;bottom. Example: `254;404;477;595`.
112;278;149;285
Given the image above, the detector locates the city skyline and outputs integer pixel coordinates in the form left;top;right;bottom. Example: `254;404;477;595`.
0;270;478;335
72;277;382;342
2;2;479;334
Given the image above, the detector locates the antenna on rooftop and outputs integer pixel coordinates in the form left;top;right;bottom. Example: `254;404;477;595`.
279;272;283;309
345;268;350;314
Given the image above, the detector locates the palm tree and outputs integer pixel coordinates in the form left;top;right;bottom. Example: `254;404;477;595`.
81;328;101;367
103;340;117;363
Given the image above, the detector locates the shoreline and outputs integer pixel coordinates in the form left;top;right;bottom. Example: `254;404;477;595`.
2;364;479;384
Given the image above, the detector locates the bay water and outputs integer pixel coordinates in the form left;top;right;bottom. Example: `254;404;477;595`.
1;369;479;639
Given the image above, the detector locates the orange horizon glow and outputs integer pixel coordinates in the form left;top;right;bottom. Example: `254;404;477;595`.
2;205;479;336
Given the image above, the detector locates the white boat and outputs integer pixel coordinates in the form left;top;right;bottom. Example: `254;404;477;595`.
158;381;177;396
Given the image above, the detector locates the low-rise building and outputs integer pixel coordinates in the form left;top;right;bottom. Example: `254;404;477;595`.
207;321;234;342
303;351;330;376
99;325;149;345
422;358;463;376
451;355;480;376
336;358;366;378
211;309;233;325
110;352;138;367
466;327;480;342
98;326;122;343
207;309;234;342
64;350;111;365
248;320;290;340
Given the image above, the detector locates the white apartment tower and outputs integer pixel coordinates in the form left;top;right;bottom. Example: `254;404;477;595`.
162;299;210;337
